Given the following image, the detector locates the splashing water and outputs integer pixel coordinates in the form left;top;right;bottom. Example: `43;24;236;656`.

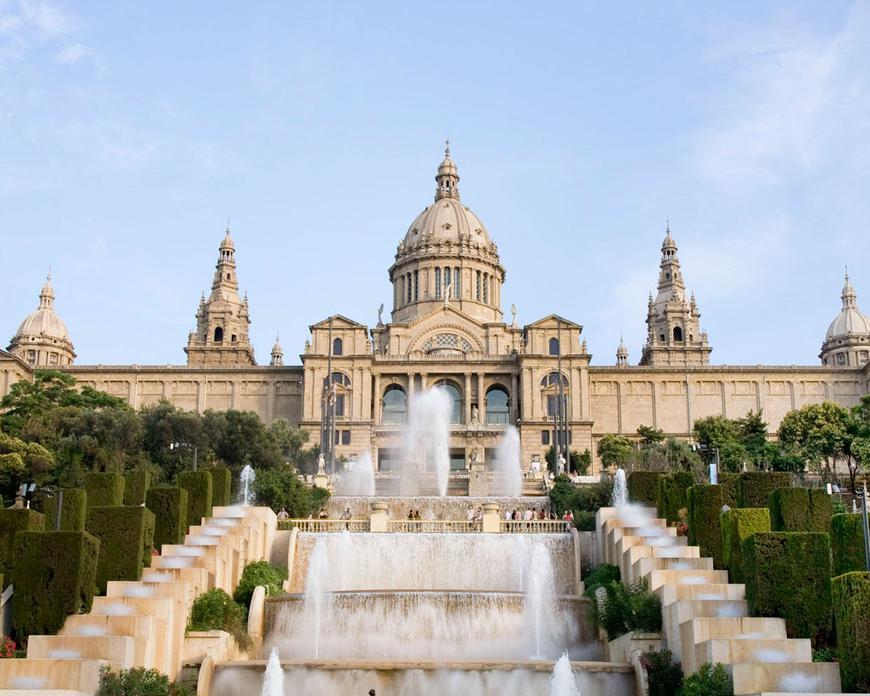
240;465;256;506
524;542;557;659
335;451;376;496
612;468;628;507
303;538;330;660
493;425;523;496
261;647;284;696
550;652;579;696
405;388;452;496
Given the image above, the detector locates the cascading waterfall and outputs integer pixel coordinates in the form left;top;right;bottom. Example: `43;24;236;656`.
493;425;523;496
302;538;329;660
404;388;452;496
335;451;376;496
240;464;256;506
260;647;284;696
550;652;580;696
524;541;557;659
612;467;628;508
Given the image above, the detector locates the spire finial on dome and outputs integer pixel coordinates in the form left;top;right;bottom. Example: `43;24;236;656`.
842;266;858;309
39;270;55;309
445;138;450;159
434;141;460;201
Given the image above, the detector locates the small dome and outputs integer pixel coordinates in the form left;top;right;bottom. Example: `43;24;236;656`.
220;227;234;250
14;275;70;341
403;198;490;248
826;271;870;340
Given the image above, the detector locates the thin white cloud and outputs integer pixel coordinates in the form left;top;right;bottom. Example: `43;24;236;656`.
57;41;91;64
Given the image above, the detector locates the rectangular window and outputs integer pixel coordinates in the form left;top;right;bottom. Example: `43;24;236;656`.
334;394;345;417
476;270;481;300
334;429;340;444
546;394;567;417
443;267;451;295
413;270;419;301
541;430;550;445
407;273;412;303
27;350;36;364
341;430;351;445
483;273;489;303
435;268;441;299
400;276;405;304
454;267;461;298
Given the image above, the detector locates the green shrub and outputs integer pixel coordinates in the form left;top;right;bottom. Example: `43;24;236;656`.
721;508;770;583
718;472;738;507
688;484;727;568
831;514;866;576
832;571;870;692
86;506;156;593
594;580;662;640
0;509;44;580
769;487;832;532
737;471;791;508
84;472;125;507
574;510;596;531
188;588;249;648
12;530;99;640
123;470;152;506
207;467;232;507
656;471;694;524
583;563;620;599
96;665;195;696
44;488;88;531
233;561;288;609
145;487;189;548
177;471;212;528
640;649;684;696
682;662;733;696
549;476;611;518
743;532;832;642
627;471;663;505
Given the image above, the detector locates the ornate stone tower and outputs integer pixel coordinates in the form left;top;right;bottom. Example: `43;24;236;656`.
820;269;870;367
8;273;76;367
616;335;629;367
640;225;711;366
270;333;284;366
184;227;256;367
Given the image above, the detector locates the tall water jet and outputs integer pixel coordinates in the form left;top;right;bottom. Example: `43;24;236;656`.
335;450;375;496
550;652;579;696
240;464;256;506
302;538;329;660
260;647;284;696
493;425;522;496
524;541;557;659
612;468;627;508
404;387;452;496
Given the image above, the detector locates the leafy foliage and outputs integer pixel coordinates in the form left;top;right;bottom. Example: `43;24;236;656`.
96;665;195;696
545;446;591;474
86;506;155;593
252;466;329;517
831;514;866;576
548;475;611;518
627;471;663;505
123;470;152;506
721;508;770;583
44;487;87;531
0;508;45;580
582;563;620;599
688;484;728;568
233;561;288;609
682;662;733;696
145;486;188;548
769;487;832;532
736;472;791;508
640;649;684;696
597;434;635;470
206;467;232;506
177;471;213;528
187;588;250;648
779;401;851;483
656;471;694;524
832;571;870;692
85;472;125;507
593;579;662;640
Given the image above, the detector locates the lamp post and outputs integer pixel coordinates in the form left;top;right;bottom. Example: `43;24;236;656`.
170;441;198;471
859;484;870;572
692;444;720;484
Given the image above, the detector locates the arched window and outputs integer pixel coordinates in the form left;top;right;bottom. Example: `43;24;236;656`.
434;380;462;424
382;386;407;425
549;337;560;356
486;386;510;425
540;372;568;388
435;268;442;299
214;327;224;342
332;337;343;356
673;326;683;342
326;372;351;388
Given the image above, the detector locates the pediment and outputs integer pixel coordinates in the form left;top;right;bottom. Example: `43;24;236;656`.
524;313;582;330
309;314;368;331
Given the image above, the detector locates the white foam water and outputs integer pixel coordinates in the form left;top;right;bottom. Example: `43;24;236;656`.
160;557;195;568
612;468;628;507
525;542;558;659
142;571;173;583
778;673;820;691
186;535;219;546
123;584;154;597
99;602;134;616
169;546;205;557
73;624;107;636
550;652;580;696
755;648;790;662
492;425;523;497
404;388;452;496
334;451;376;496
260;647;284;696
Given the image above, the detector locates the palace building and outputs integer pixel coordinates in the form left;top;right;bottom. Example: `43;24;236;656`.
3;146;869;475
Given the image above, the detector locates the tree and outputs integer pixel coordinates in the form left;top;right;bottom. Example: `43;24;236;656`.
202;409;284;475
778;401;851;484
140;401;207;482
545;446;591;474
597;434;634;471
845;395;870;491
636;425;665;446
737;410;769;465
693;415;748;472
252;466;329;517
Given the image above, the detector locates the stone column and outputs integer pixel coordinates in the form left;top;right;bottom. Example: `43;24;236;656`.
370;501;389;532
373;373;382;424
408;373;416;400
482;502;501;533
510;372;518;422
464;373;472;424
420;372;428;391
477;372;485;415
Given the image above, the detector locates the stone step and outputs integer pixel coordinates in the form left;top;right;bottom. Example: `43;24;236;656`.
617;535;690;579
696;637;813;670
730;662;842;695
663;599;749;664
27;634;136;667
106;580;194;607
59;613;166;671
630;556;713;584
622;544;701;579
647;569;730;592
141;566;213;594
680;616;788;674
0;658;119;692
657;582;746;607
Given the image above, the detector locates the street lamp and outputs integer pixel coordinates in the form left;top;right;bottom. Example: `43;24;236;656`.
692;444;720;484
858;484;870;572
169;441;198;471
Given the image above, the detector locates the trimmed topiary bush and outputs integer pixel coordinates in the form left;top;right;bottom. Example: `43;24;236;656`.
188;588;250;648
743;531;832;642
44;488;87;531
737;471;791;508
656;471;694;524
233;561;288;609
12;530;99;640
0;508;44;581
86;506;156;593
627;471;663;506
177;471;213;529
721;508;770;583
688;484;727;568
84;472;125;507
831;514;865;576
832;571;870;692
207;467;232;507
146;487;189;548
769;487;832;532
718;472;738;508
123;470;152;506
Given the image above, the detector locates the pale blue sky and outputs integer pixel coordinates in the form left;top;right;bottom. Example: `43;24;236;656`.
2;1;868;367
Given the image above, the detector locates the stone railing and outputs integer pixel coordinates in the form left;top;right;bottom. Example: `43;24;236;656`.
387;519;478;533
499;519;571;533
278;518;370;532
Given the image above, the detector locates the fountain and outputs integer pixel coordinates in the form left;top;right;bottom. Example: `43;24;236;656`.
493;425;523;497
260;648;284;696
404;388;451;496
612;468;627;508
334;451;376;496
302;538;329;660
524;542;557;659
550;652;580;696
240;464;256;506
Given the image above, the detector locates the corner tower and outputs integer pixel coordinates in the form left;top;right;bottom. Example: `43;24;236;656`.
8;273;76;367
820;269;870;367
388;143;506;324
184;226;256;367
640;224;711;366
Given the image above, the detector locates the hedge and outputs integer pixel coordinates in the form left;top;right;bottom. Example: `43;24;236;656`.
831;514;866;576
743;532;832;642
0;508;44;581
44;488;88;531
832;571;870;692
688;484;727;568
207;467;232;507
656;471;694;524
86;506;156;593
146;486;189;548
84;472;126;507
719;472;738;507
769;487;832;533
628;471;663;506
737;472;791;508
721;508;770;583
177;471;213;529
123;470;152;506
12;530;99;640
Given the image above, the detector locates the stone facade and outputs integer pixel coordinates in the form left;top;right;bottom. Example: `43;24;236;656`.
4;145;870;474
